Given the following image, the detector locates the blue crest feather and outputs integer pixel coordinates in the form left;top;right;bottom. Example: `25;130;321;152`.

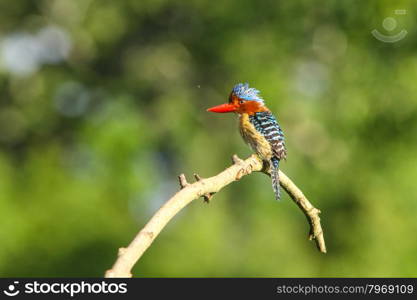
232;83;264;104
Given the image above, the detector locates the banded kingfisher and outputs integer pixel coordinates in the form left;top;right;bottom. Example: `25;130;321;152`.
207;83;286;200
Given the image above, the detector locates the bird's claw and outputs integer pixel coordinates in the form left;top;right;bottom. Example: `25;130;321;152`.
235;164;253;180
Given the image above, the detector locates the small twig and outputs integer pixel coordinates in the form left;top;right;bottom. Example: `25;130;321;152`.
193;173;213;203
105;154;326;278
178;174;189;188
231;154;244;164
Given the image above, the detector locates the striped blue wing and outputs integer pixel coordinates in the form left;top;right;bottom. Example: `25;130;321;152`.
249;112;286;160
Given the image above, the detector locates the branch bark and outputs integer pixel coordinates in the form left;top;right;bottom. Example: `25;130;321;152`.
105;154;326;278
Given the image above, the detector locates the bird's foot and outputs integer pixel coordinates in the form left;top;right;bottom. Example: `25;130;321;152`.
232;154;254;180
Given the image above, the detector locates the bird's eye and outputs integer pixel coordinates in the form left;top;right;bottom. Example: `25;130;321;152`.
239;100;244;104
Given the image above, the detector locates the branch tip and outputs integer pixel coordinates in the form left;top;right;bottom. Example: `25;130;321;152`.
193;173;202;181
231;154;244;165
178;174;189;188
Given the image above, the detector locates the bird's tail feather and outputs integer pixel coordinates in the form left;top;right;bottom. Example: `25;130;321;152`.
270;157;281;201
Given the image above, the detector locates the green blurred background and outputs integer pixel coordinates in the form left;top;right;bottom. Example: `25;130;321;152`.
1;0;417;277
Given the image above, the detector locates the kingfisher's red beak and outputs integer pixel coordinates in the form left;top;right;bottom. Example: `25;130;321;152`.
207;103;237;113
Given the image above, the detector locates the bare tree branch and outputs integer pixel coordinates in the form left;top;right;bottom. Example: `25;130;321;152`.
105;154;326;278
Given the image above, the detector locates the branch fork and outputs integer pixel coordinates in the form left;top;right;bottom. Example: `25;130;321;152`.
179;173;214;203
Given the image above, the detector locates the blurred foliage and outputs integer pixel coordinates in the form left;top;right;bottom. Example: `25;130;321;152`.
1;0;417;277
